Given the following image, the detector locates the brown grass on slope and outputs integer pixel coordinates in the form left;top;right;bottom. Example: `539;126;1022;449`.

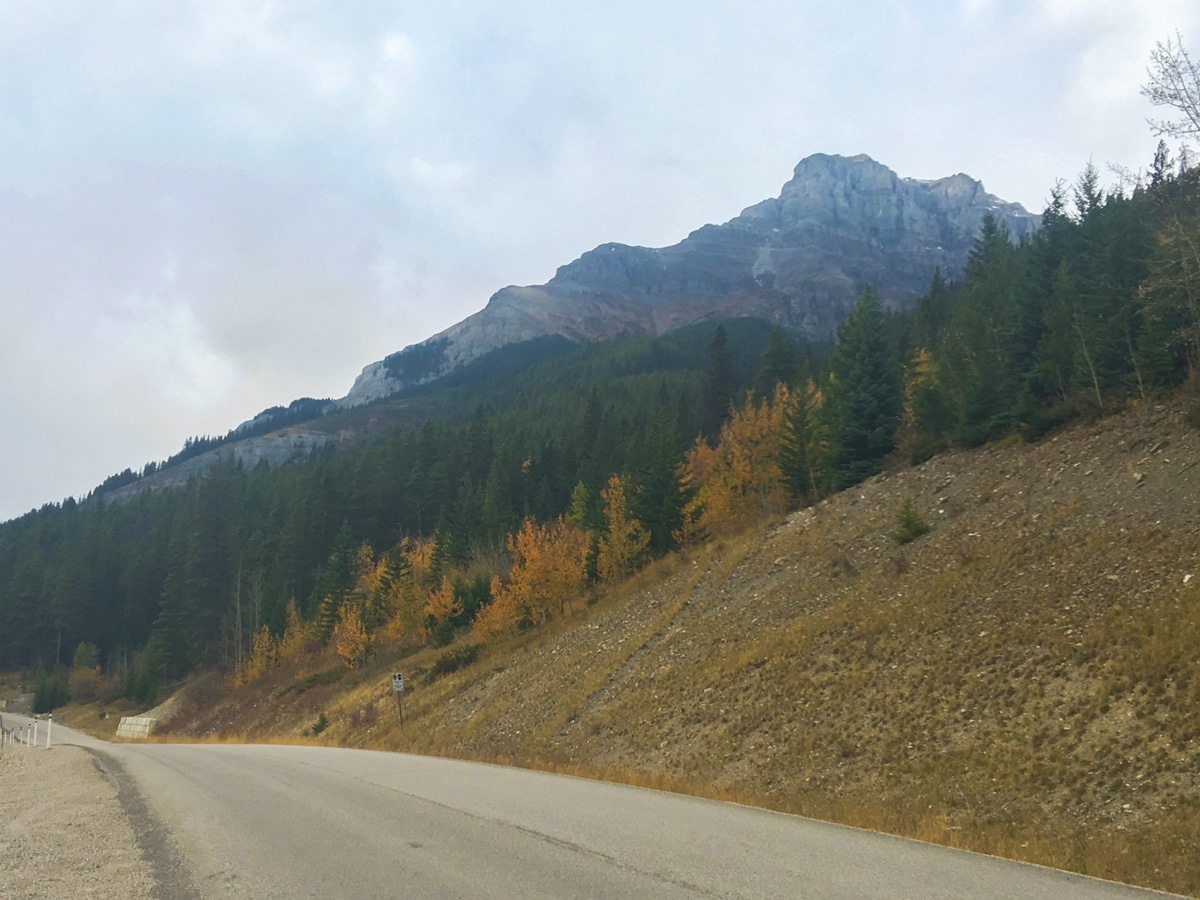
154;399;1200;897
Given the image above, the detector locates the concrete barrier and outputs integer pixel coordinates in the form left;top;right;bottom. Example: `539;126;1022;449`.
115;716;158;739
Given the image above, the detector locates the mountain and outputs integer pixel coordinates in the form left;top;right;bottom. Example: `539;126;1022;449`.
99;152;1041;499
342;153;1039;406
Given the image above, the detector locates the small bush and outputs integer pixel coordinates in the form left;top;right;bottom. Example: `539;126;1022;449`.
431;618;457;648
425;644;480;683
311;712;329;735
892;499;931;545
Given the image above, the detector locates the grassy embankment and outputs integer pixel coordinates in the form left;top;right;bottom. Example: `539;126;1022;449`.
64;399;1200;897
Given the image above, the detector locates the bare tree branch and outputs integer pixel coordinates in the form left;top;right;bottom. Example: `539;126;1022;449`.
1142;32;1200;144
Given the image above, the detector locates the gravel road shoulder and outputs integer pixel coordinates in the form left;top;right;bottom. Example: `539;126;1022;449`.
0;743;158;899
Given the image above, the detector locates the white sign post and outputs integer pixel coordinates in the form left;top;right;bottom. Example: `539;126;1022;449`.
391;673;405;728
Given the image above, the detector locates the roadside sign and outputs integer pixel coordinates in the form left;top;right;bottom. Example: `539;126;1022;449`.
392;672;404;692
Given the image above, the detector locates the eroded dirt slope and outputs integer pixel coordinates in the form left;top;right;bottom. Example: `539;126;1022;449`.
169;400;1200;896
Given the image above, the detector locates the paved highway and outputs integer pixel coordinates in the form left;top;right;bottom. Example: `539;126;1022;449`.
6;714;1183;899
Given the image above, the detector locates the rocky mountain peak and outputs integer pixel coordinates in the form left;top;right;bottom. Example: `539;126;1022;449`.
341;154;1039;407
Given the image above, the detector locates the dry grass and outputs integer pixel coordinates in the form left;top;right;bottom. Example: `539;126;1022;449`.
54;699;139;739
80;398;1200;897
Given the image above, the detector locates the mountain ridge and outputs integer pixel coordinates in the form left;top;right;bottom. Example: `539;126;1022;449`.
342;153;1039;406
64;152;1040;512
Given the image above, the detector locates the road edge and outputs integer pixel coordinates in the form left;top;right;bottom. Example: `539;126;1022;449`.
81;746;202;900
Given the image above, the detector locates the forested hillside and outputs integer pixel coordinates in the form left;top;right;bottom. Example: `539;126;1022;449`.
0;319;777;686
3;147;1199;711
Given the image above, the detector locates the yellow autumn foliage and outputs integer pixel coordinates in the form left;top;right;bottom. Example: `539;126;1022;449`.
680;383;791;537
230;624;278;686
597;474;650;583
425;576;463;633
476;517;589;638
276;598;310;662
333;601;372;668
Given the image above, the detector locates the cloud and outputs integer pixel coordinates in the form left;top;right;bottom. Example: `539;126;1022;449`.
96;293;235;410
1;1;1198;519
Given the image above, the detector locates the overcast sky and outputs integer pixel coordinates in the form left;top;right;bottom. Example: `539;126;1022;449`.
1;1;1197;522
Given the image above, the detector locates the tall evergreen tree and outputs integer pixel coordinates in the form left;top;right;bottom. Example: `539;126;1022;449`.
312;521;358;641
779;379;828;504
939;215;1026;443
825;289;902;490
699;325;734;445
754;326;798;397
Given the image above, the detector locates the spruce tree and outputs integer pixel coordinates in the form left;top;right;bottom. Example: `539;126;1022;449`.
699;325;734;445
754;326;798;397
312;521;357;642
939;215;1024;443
826;289;902;490
779;380;827;504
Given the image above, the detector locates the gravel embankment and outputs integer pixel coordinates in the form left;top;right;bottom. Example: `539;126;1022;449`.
0;742;156;899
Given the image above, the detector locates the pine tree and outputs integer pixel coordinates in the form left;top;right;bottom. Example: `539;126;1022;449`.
938;215;1024;443
900;348;954;463
826;289;903;490
913;268;955;349
699;325;734;445
754;326;797;397
780;378;829;502
1137;166;1200;387
631;421;686;556
309;522;360;644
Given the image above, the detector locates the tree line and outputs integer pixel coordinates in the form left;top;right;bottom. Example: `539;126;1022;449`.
5;39;1200;704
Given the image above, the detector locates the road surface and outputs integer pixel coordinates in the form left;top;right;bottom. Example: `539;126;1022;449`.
3;714;1185;899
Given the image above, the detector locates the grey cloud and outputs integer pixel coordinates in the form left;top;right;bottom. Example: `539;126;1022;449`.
0;1;1196;519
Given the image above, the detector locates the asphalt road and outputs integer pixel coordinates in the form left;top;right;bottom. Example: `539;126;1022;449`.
7;714;1184;899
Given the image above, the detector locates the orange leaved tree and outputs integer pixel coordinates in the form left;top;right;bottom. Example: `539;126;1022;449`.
333;601;372;668
476;517;589;638
679;383;791;537
276;598;310;662
233;624;278;685
597;474;650;583
424;576;463;638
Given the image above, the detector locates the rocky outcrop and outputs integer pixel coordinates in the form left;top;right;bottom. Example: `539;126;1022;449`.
101;429;333;505
341;153;1039;405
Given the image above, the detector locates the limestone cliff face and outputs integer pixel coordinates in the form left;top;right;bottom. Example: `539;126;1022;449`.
101;430;333;505
342;154;1039;406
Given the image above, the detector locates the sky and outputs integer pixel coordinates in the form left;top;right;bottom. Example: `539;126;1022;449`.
1;1;1197;523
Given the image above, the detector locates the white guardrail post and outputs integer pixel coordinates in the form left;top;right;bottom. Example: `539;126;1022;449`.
46;714;52;748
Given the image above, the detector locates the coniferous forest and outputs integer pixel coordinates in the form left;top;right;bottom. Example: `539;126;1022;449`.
3;143;1199;710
